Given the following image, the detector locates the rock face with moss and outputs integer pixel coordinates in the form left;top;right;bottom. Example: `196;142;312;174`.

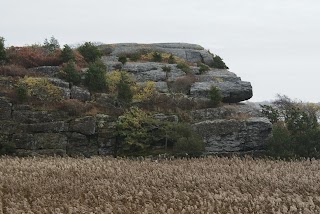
0;42;272;156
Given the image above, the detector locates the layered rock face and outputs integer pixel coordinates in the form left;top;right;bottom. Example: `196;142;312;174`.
0;43;272;156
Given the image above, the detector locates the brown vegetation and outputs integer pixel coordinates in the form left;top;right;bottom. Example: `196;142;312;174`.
0;157;319;213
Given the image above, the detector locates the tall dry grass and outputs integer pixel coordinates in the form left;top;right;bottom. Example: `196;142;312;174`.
0;157;320;213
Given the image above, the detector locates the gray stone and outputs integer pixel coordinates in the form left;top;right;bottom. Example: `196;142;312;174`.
190;81;253;103
192;117;272;153
153;113;179;123
0;97;12;120
191;104;261;122
12;110;67;123
47;78;71;99
0;121;20;135
99;43;215;66
67;132;98;157
21;121;68;133
12;133;34;150
70;116;96;135
70;86;90;101
28;66;60;77
34;133;67;150
196;69;241;82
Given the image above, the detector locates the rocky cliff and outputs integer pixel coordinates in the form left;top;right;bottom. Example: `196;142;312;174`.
0;43;272;156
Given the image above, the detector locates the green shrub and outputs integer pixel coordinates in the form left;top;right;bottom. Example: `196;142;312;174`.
169;123;204;154
16;83;28;102
78;42;102;63
262;95;320;159
197;62;210;74
128;53;141;62
84;61;107;92
168;54;176;64
60;62;81;85
208;86;222;106
152;52;162;62
117;72;133;103
60;44;75;63
176;63;192;74
211;55;229;69
118;56;127;64
162;65;171;72
0;37;7;65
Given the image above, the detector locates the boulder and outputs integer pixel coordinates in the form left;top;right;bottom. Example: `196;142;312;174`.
47;78;70;99
0;97;12;120
192;117;272;153
70;116;96;135
191;104;261;122
100;43;214;66
28;66;60;77
70;86;90;101
190;81;253;103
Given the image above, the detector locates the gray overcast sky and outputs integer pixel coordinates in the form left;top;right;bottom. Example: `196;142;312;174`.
1;0;320;102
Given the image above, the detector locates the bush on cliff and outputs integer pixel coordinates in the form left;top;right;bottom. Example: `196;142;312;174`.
59;61;81;85
84;61;107;92
0;37;7;65
209;86;222;107
78;42;102;63
60;45;75;63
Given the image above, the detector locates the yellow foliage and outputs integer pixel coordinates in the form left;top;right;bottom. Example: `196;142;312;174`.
17;77;63;102
133;81;156;101
140;52;192;65
105;70;123;94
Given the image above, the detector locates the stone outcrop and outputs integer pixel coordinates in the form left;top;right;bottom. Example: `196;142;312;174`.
0;42;272;156
192;118;272;153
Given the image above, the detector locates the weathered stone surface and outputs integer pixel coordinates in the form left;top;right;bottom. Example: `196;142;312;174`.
34;133;67;150
153;113;179;123
12;133;34;149
0;97;12;120
67;132;98;157
28;66;60;77
70;116;96;135
190;81;253;103
191;104;261;122
192;117;272;153
70;86;90;101
0;121;20;135
21;121;68;133
196;69;241;82
12;110;67;123
100;43;214;65
47;78;70;99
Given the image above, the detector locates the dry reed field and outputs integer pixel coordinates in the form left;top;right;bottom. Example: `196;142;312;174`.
0;157;320;214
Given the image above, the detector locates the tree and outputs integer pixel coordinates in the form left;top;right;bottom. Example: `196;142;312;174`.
43;36;60;53
261;95;320;158
84;60;107;92
60;44;75;63
78;42;102;63
209;86;222;107
117;71;133;103
0;37;7;65
61;61;81;85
